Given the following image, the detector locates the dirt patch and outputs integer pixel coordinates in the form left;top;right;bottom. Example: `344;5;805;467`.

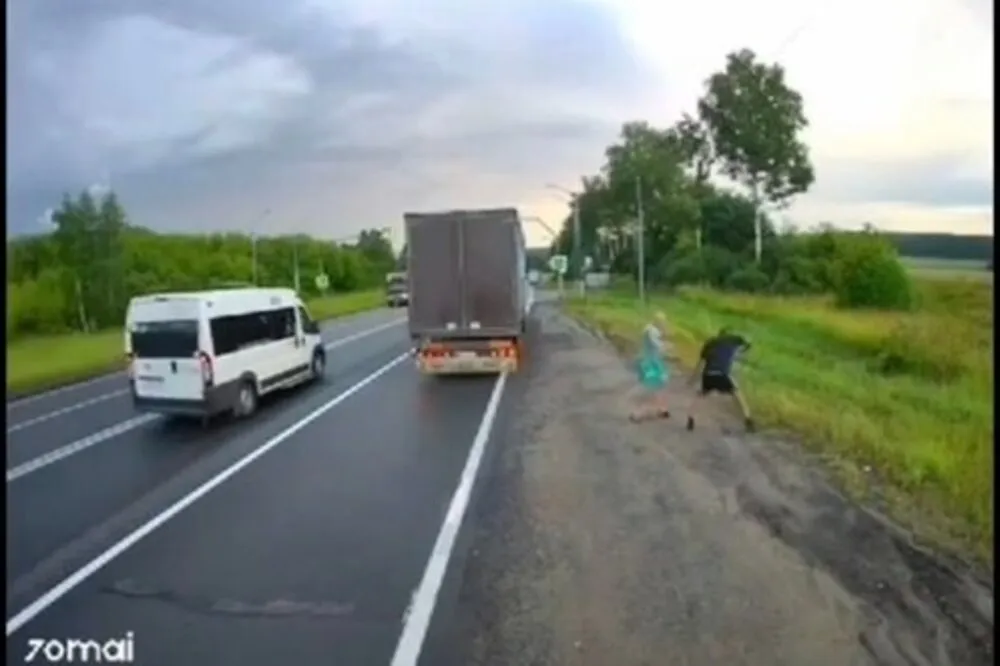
454;305;993;666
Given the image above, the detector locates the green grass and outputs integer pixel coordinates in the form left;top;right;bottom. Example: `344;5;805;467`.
6;289;385;397
567;278;994;565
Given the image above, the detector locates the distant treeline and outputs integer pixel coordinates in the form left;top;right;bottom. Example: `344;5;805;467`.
527;232;994;267
7;190;397;339
881;232;993;262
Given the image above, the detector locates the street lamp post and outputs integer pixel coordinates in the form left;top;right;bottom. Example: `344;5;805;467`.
521;215;559;240
635;177;646;304
545;184;584;296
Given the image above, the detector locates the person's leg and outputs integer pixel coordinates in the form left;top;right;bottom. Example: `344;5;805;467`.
652;386;671;418
726;376;755;432
686;373;711;430
629;385;659;421
652;362;671;418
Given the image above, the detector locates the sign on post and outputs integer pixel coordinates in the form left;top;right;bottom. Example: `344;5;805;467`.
314;273;330;292
548;254;568;275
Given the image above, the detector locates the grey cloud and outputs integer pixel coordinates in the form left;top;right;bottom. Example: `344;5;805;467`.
7;0;652;240
813;153;993;209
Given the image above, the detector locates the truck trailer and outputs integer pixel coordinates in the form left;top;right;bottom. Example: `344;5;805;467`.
405;208;529;375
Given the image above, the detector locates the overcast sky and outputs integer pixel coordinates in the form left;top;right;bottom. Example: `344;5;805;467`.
7;0;993;247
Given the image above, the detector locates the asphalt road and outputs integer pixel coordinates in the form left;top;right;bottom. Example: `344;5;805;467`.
7;306;518;666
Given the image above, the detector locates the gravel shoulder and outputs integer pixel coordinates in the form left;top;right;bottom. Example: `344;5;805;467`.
451;304;993;666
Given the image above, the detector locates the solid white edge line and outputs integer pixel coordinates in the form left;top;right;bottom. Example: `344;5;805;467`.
5;317;405;436
5;350;410;637
390;372;509;666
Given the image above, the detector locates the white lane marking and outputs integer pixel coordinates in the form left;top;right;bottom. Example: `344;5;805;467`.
5;318;406;435
323;317;403;351
6;373;122;410
4;320;408;478
5;351;410;636
6;414;161;482
7;390;130;434
390;372;508;666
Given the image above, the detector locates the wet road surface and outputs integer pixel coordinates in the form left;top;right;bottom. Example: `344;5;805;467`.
7;307;520;665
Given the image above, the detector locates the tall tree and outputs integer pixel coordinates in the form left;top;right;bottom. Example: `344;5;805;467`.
666;113;715;249
601;121;697;276
96;191;128;323
697;48;814;262
51;191;104;331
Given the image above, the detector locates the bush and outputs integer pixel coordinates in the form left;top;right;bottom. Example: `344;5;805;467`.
761;234;835;294
724;265;771;292
701;246;746;286
831;233;914;310
655;251;705;287
8;270;72;336
655;245;745;288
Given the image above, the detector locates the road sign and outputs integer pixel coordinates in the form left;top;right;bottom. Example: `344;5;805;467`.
314;273;330;291
548;254;568;275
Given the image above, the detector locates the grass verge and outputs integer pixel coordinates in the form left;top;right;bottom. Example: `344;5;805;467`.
566;278;993;566
7;288;385;398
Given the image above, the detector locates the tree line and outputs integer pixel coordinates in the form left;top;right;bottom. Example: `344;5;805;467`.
881;233;993;262
7;190;397;339
550;47;925;311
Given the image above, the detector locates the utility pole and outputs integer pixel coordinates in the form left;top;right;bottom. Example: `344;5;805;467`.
635;177;646;304
251;233;258;286
572;196;584;296
292;239;301;293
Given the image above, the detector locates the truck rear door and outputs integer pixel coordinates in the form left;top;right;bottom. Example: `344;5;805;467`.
407;214;463;333
461;216;519;332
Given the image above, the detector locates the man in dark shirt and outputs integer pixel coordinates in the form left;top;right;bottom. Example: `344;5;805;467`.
686;326;755;432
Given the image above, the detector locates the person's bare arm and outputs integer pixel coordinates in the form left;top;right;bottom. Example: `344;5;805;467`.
735;336;752;363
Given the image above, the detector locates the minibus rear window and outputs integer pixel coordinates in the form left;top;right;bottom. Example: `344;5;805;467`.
130;320;200;359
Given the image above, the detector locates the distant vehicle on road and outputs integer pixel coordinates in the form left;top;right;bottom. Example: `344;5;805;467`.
527;269;541;285
124;288;325;423
405;207;529;375
385;271;409;308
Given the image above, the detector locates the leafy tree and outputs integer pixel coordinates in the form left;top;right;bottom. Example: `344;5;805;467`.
598;122;698;281
697;48;814;262
666;113;715;249
698;187;775;254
